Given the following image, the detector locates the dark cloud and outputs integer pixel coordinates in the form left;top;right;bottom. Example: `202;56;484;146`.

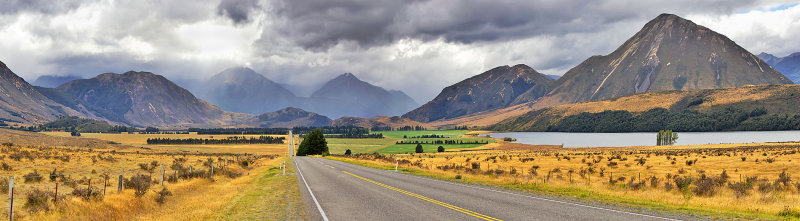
267;0;780;50
0;0;88;14
218;0;261;24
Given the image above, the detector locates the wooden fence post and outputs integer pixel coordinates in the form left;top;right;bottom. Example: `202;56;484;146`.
160;164;164;186
103;176;107;196
54;182;58;204
87;179;91;200
118;174;123;193
210;162;214;177
8;176;14;221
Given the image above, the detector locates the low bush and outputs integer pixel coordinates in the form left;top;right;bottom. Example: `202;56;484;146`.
24;188;53;212
124;174;152;197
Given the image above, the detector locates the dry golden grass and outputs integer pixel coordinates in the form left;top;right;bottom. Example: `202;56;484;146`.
334;142;800;219
42;132;291;155
0;130;302;220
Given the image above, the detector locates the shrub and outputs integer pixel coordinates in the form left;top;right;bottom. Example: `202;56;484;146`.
673;176;692;191
71;186;103;200
124;174;152;197
0;162;11;171
24;188;53;212
777;169;791;186
23;170;43;183
437;146;445;152
155;187;172;204
649;176;660;188
728;182;752;198
455;174;462;179
344;149;352;155
693;176;717;197
415;144;423;153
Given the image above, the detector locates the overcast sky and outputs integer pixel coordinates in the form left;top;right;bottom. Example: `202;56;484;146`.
1;0;799;102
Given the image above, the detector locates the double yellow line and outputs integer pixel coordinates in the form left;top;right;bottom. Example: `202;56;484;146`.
342;171;502;221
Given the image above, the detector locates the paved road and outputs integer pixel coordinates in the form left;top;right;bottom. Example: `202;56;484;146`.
295;156;690;221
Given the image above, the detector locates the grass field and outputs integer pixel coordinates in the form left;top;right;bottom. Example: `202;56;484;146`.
42;132;291;155
327;130;495;154
332;141;800;219
0;129;302;220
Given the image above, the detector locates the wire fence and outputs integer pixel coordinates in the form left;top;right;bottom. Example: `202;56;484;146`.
0;156;264;220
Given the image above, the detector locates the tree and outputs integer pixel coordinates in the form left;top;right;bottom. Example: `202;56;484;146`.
415;144;423;153
437;146;445;152
344;149;352;155
296;129;329;156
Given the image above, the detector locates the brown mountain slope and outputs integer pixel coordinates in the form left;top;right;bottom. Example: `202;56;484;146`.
0;60;91;125
249;107;332;128
490;84;800;132
57;71;231;127
403;64;554;122
540;13;792;106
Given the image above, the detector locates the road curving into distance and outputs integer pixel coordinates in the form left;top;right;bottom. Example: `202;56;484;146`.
294;156;697;221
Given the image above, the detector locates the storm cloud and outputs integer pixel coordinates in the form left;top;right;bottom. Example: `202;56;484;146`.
0;0;799;103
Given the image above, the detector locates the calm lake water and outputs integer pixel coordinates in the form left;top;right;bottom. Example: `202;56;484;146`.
485;131;800;148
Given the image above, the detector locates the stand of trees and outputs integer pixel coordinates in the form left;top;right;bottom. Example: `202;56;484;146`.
297;129;329;156
397;126;427;131
656;130;678;146
395;140;489;145
294;126;369;135
406;134;445;138
189;128;289;135
546;107;788;132
302;133;383;139
147;136;284;145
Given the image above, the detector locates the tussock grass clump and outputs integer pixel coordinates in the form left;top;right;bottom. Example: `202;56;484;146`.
24;188;53;212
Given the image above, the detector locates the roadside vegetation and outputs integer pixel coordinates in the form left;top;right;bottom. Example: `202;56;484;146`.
330;142;800;219
0;129;303;220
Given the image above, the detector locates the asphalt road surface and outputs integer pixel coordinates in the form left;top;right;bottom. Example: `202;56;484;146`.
295;156;694;221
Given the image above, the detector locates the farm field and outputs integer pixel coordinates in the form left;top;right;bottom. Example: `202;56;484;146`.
0;129;303;220
327;130;495;154
331;141;800;219
42;132;291;155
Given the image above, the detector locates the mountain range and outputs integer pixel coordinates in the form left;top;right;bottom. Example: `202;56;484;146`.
758;52;800;84
403;64;554;122
403;13;793;127
200;69;418;119
1;13;798;130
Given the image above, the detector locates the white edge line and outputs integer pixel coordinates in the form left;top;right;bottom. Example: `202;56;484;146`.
295;157;329;221
322;158;680;221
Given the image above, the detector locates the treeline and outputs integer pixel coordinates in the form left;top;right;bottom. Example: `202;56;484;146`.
405;134;445;138
294;126;369;135
189;128;289;135
188;126;373;135
395;140;488;145
371;125;427;131
545;107;796;132
301;133;384;139
146;136;285;145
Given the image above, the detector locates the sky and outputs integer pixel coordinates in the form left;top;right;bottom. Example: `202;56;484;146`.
1;0;799;103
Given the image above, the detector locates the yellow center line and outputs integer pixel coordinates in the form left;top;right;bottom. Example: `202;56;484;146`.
342;171;502;221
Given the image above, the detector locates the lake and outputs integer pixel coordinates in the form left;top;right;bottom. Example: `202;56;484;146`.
484;131;800;148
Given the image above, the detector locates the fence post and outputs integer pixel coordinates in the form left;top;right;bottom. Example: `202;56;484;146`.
54;182;58;204
121;169;124;191
8;176;14;221
118;174;123;193
103;176;107;196
87;179;91;200
160;164;164;186
283;161;286;175
210;162;214;177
